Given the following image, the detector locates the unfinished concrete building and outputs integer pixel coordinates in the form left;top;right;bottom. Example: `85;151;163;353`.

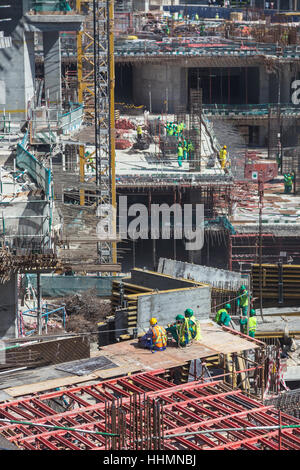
0;0;300;453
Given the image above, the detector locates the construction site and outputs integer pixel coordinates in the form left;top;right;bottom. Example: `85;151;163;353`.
1;0;300;454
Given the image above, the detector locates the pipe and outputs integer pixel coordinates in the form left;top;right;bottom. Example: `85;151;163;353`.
162;423;300;440
0;418;119;437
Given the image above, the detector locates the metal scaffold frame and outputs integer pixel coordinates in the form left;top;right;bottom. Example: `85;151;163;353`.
0;370;300;450
76;0;116;266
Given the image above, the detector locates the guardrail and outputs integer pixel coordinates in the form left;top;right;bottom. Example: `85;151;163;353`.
19;304;67;336
203;103;300;117
16;141;51;196
59;105;83;134
59;33;300;59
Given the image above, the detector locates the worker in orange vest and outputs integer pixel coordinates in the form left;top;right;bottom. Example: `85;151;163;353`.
139;317;168;352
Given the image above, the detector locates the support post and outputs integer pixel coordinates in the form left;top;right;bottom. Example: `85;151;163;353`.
37;273;42;336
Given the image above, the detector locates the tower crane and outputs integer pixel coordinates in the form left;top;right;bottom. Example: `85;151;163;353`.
76;0;117;267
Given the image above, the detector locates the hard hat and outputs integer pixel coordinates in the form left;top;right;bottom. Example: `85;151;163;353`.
225;303;231;310
250;309;256;316
185;308;194;317
176;314;185;322
241;285;246;290
150;317;157;326
223;145;227;148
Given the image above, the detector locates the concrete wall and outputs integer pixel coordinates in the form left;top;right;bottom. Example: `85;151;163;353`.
157;257;249;289
0;275;17;339
132;63;187;113
133;0;149;11
129;268;202;291
137;285;211;331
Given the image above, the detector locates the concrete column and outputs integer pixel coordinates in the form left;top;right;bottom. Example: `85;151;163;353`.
0;275;18;339
0;28;35;120
259;66;269;104
281;66;292;104
258;123;268;147
43;31;62;108
132;63;187;113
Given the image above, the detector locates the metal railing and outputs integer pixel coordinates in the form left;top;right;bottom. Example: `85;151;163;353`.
59;105;84;134
202;103;300;117
19;304;67;336
16;142;51;197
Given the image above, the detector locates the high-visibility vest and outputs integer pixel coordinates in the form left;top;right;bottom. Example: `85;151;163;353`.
220;149;226;161
239;291;248;307
189;315;202;341
177;318;192;345
178;146;183;157
137;126;142;135
152;325;167;349
214;308;226;324
248;316;257;333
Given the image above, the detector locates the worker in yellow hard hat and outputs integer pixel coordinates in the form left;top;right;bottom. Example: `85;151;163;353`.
139;317;168;352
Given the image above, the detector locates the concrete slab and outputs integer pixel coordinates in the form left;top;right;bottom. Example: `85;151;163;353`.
98;321;260;379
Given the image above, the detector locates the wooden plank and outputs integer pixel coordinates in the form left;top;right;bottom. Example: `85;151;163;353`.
4;374;102;398
3;364;142;398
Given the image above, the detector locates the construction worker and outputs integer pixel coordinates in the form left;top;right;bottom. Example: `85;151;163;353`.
237;285;249;317
166;314;192;347
59;0;72;11
284;173;294;194
281;30;289;45
219;145;227;169
137;125;142;140
177;142;184;167
184;308;202;341
139;317;168;351
183;139;188;160
187;140;194;160
214;303;231;327
85;151;94;171
240;309;257;338
167;122;174;136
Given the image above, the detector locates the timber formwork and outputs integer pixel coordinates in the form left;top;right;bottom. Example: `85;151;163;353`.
252;263;300;304
0;370;300;450
111;274;207;338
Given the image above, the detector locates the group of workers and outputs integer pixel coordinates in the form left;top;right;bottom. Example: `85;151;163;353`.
214;284;257;338
139;308;201;352
139;284;257;354
165;121;195;167
165;121;185;138
177;140;194;167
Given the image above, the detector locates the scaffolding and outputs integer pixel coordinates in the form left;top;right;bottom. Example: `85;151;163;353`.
76;0;117;267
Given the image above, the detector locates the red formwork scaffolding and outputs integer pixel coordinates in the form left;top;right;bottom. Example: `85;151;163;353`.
0;370;300;450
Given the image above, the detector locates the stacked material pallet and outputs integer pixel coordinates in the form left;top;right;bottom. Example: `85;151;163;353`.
252;264;300;301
